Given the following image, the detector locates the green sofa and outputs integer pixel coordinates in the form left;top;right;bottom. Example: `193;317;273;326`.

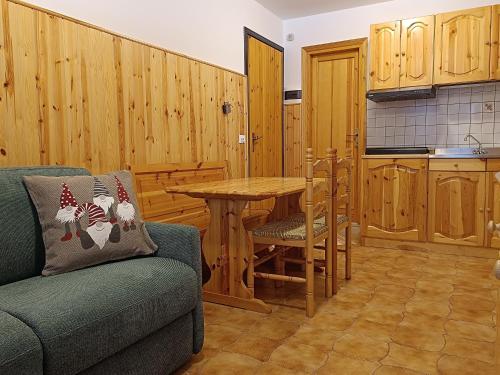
0;167;204;375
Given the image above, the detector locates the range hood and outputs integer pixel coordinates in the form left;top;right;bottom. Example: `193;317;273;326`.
366;85;436;102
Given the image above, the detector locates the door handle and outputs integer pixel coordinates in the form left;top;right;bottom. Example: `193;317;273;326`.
251;133;262;152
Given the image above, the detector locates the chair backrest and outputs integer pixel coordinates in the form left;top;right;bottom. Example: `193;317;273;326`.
335;158;352;218
0;166;90;286
305;148;335;237
131;161;228;229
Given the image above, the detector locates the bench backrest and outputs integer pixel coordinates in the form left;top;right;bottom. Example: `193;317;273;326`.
132;162;228;229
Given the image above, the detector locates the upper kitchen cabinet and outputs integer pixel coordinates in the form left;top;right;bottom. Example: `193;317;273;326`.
370;21;401;90
434;6;491;85
490;5;500;79
400;16;435;87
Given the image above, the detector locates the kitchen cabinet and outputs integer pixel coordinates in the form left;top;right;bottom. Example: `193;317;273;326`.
370;16;434;90
361;158;428;241
490;5;500;79
428;160;486;247
434;6;491;85
486;160;500;248
400;16;435;87
370;21;401;90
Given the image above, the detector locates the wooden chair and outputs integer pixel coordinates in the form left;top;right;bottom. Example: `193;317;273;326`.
333;157;353;289
247;148;336;317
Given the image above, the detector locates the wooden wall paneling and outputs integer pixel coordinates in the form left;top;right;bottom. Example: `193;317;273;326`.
0;0;15;166
284;103;303;177
0;0;247;177
7;2;41;165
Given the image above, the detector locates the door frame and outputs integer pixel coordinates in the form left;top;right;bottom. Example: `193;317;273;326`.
302;38;367;221
244;27;285;177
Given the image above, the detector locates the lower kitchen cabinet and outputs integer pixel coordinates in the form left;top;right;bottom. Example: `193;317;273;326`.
428;171;486;246
362;158;428;241
486;160;500;248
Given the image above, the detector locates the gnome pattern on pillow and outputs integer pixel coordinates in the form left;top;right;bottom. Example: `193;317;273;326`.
115;175;136;231
75;203;121;249
55;183;83;241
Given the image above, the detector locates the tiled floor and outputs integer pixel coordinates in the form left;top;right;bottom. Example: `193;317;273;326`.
177;245;500;374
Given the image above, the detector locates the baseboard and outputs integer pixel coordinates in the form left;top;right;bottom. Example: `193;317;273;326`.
362;237;498;259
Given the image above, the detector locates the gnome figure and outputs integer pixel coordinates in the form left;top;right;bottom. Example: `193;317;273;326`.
115;176;136;231
92;177;117;223
75;203;120;249
55;183;82;241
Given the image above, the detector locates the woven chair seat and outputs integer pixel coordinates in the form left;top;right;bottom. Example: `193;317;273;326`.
284;213;349;226
252;213;348;241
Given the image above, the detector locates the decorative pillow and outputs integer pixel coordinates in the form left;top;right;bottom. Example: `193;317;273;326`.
23;171;157;276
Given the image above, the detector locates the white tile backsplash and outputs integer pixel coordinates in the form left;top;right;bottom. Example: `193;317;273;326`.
366;83;500;148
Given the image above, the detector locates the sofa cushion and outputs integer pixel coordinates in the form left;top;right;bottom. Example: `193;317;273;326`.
23;171;157;276
0;166;90;286
0;310;43;375
0;257;198;375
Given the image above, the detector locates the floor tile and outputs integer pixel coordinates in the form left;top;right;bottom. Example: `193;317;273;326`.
286;324;343;352
333;333;389;361
224;334;281;362
444;319;496;342
268;341;328;373
437;354;497;375
381;343;440;374
443;335;496;364
391;325;445;352
374;365;425;374
317;352;379;375
199;352;262;375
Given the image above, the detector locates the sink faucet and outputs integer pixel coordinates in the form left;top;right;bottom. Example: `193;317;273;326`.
464;134;486;155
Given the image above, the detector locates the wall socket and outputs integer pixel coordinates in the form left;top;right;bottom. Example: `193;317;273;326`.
238;135;246;144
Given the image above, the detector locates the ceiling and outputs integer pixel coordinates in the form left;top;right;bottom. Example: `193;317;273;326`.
255;0;391;19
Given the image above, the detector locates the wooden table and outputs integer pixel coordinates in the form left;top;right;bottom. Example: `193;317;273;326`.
166;177;312;313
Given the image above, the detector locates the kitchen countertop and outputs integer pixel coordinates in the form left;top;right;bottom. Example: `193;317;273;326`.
363;147;500;159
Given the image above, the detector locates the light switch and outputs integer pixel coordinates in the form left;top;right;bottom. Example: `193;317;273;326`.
239;135;246;144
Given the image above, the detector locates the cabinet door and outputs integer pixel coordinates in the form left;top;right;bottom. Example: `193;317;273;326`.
362;159;427;241
486;161;500;248
428;171;486;246
490;5;500;79
370;21;401;90
434;6;491;85
400;16;434;87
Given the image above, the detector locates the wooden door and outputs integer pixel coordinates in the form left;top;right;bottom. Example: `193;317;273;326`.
247;35;283;178
428;171;486;246
434;6;491;85
490;5;500;79
486;160;500;248
400;16;435;87
311;51;360;218
361;158;428;241
370;21;401;90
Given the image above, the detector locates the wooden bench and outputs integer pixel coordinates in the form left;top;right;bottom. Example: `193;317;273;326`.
131;161;269;233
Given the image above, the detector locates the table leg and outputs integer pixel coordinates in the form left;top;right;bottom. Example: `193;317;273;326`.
202;198;272;314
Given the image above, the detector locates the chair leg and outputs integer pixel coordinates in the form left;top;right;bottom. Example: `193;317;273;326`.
305;244;315;318
345;224;352;280
325;238;333;298
333;227;338;295
274;249;285;288
247;233;255;298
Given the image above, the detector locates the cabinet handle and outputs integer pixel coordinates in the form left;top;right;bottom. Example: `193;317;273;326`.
479;208;484;213
486;208;492;213
401;52;406;57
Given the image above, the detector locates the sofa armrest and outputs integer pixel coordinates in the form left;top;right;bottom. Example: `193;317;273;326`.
145;222;204;353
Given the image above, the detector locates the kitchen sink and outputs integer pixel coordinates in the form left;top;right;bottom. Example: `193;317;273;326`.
430;148;500;159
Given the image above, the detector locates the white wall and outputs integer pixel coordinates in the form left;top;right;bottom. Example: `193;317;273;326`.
25;0;283;74
284;0;499;90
